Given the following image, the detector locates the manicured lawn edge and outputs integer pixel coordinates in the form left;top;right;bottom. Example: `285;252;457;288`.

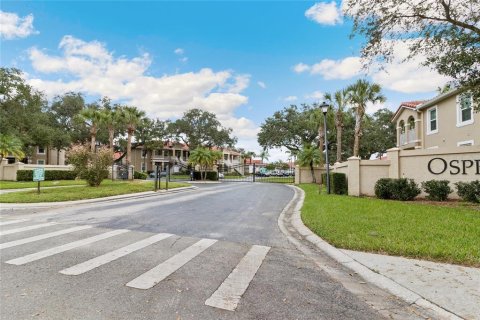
0;180;87;190
0;180;190;203
299;184;480;267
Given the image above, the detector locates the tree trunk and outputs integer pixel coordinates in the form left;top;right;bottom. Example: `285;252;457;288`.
46;147;49;165
57;148;60;165
353;109;363;157
127;129;132;167
108;127;114;150
90;127;97;153
318;119;325;166
310;161;316;184
336;122;343;163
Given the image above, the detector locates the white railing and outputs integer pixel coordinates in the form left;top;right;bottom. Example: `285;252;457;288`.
400;133;407;145
407;129;416;143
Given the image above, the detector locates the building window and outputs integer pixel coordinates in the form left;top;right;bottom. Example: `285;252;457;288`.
457;93;474;127
37;159;45;165
37;146;45;154
141;162;146;172
399;120;405;133
457;140;474;147
407;116;415;130
224;154;228;161
141;150;147;158
427;106;438;135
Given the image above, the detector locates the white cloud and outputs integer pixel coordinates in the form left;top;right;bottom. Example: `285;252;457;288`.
365;101;386;115
293;63;310;73
174;48;184;55
179;56;188;63
284;96;298;102
305;2;343;25
292;57;363;79
26;35;258;148
369;40;450;93
305;90;324;100
257;81;266;89
293;41;450;93
0;11;38;40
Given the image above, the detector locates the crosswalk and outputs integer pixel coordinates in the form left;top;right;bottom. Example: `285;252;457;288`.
0;219;270;312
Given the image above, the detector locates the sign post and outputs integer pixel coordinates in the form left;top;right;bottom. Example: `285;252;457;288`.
33;168;45;194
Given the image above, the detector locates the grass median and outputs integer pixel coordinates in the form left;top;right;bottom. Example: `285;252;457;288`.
0;180;190;203
299;184;480;267
0;180;86;189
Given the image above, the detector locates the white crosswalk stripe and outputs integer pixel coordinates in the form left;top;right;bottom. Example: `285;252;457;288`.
126;238;217;290
0;219;29;226
0;225;92;250
0;222;58;236
60;233;173;275
205;245;270;311
6;229;130;265
1;223;270;311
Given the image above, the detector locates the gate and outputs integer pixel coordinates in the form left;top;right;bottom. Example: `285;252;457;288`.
218;163;294;184
116;164;130;180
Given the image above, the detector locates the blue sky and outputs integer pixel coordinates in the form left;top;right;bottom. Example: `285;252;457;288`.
1;1;448;159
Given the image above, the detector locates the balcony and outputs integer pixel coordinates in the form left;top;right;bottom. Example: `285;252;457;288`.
399;129;418;149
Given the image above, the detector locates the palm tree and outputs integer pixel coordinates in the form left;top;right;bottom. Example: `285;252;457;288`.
309;106;325;166
347;79;386;157
325;89;349;162
259;149;269;163
242;151;256;164
78;105;105;152
297;144;321;183
120;106;146;168
0;134;25;163
101;105;121;151
188;147;211;180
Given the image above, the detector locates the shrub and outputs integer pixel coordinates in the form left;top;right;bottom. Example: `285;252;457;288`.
134;171;148;180
193;171;218;181
322;173;348;195
67;144;113;187
374;178;393;199
17;170;77;181
421;180;452;201
374;178;421;201
455;180;480;203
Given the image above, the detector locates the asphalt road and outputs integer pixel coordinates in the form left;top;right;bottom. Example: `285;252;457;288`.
0;183;386;320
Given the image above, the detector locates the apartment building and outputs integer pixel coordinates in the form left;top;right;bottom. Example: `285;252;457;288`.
392;88;478;149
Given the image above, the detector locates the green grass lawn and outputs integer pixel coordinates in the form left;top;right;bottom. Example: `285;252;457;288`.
0;180;86;189
299;184;480;267
0;180;190;203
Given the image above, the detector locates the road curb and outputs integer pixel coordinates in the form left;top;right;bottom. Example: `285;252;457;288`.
279;185;463;320
0;186;197;209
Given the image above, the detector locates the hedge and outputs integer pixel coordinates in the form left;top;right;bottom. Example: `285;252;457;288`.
17;170;78;181
321;172;348;195
455;180;480;203
134;171;148;180
421;180;452;201
193;171;218;181
374;178;421;201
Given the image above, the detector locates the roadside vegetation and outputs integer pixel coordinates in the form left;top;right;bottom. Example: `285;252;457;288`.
299;184;480;267
0;180;86;190
0;180;189;203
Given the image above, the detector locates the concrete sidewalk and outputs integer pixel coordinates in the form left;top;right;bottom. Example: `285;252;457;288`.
287;185;478;320
343;250;480;320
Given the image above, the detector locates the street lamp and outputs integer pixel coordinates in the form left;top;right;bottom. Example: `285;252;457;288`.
320;101;330;194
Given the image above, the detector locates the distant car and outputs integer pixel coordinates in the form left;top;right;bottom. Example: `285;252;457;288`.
148;171;167;178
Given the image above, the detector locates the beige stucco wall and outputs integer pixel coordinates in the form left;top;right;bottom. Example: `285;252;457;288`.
422;95;479;149
359;161;390;196
295;166;325;184
397;146;480;198
30;148;66;165
0;162;73;181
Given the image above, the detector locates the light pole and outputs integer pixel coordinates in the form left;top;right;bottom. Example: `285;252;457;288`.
320;102;330;194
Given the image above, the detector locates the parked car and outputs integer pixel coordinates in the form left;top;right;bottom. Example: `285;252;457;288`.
148;171;167;178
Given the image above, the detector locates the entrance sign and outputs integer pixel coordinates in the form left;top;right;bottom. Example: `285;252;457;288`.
33;168;45;181
427;158;480;175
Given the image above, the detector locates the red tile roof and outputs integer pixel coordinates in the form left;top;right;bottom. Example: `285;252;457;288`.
392;100;428;122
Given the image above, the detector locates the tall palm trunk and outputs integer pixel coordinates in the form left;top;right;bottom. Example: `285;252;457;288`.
127;128;133;167
353;108;364;157
335;111;343;162
336;122;343;162
318;119;325;166
310;161;316;184
108;126;114;150
90;125;97;153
